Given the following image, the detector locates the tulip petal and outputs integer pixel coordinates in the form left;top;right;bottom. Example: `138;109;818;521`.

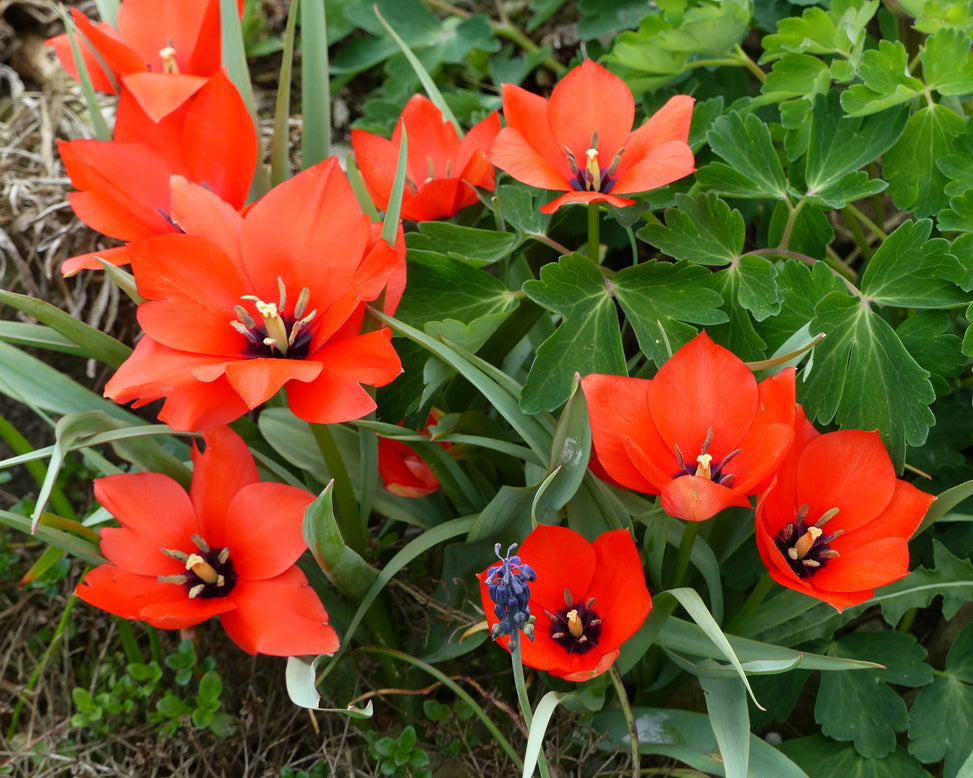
223;358;323;409
620;95;695;173
648;333;758;463
76;566;233;627
221;569;340;656
122;72;207;121
95;472;198;575
812;537;911;594
61;245;134;276
584;530;652;650
549;60;634;164
488;126;571;192
661;475;752;522
797;430;896;534
612;140;696;195
517;525;595;613
285;330;401;424
188;426;260;548
539;190;636;214
498;83;567;179
223;482;315;579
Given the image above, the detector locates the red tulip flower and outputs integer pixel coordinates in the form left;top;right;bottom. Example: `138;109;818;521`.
488;60;695;214
49;0;244;120
378;411;450;498
76;427;340;657
351;95;501;221
582;333;797;522
478;525;652;682
104;158;405;431
60;71;256;276
755;413;935;611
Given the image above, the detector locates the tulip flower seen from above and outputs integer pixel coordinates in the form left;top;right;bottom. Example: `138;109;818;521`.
488;59;695;213
104;158;405;431
351;95;501;221
60;71;257;276
76;427;340;657
755;411;935;611
49;0;244;120
479;525;652;682
582;332;797;522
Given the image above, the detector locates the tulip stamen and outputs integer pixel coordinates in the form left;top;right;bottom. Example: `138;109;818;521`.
159;536;237;598
776;507;842;578
549;596;603;655
234;279;317;359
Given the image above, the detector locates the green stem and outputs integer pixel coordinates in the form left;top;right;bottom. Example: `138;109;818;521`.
115;617;144;664
840;205;874;261
733;45;767;83
147;625;162;666
778;199;805;251
609;665;640;778
309;423;365;552
669;520;700;590
7;594;77;740
844;203;888;241
724;573;775;636
588;202;601;264
512;642;552;778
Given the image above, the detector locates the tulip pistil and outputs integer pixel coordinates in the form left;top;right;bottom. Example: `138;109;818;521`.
159;535;237;598
776;506;843;578
159;46;179;74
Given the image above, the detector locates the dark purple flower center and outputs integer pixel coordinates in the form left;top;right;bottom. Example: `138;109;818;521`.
564;132;624;194
159;534;238;599
673;427;741;486
547;594;602;655
774;505;842;579
232;278;317;360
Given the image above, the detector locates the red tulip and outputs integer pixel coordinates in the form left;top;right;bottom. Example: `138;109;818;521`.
582;333;797;522
351;95;501;221
755;412;935;611
48;0;244;120
478;525;652;682
488;60;695;213
104;158;405;431
76;427;339;657
60;71;256;276
378;411;449;498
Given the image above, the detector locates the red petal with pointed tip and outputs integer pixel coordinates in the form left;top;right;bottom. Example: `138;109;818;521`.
94;472;197;575
59;140;177;240
813;537;911;593
285;330;402;424
582;373;674;494
122;72;207;121
115;0;214;73
224;358;323;409
489;126;570;192
549;60;634;165
221;569;340;656
241;158;371;308
612;140;696;196
61;245;134;276
350;128;396;212
456;110;501;174
403;178;480;221
619;95;695;176
496;83;567;180
584;530;652;650
648;332;758;462
539;190;636;214
188;426;260;547
222;483;315;579
168;176;245;266
797;430;896;534
661;475;752;522
76;566;233;627
50;10;144;92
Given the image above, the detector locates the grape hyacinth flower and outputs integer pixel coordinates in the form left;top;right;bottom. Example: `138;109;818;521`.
483;543;536;651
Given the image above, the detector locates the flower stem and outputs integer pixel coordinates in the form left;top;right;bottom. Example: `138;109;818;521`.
668;520;700;590
609;665;640;778
309;423;365;552
512;641;552;778
724;572;776;636
115;616;144;664
588;202;601;264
